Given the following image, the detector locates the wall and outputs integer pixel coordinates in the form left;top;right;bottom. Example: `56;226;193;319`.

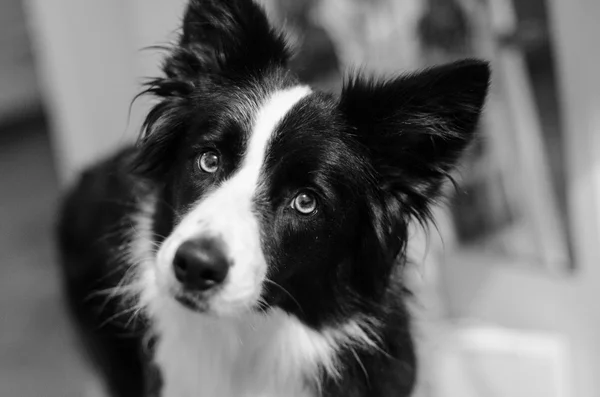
23;0;185;184
440;1;600;396
0;0;40;123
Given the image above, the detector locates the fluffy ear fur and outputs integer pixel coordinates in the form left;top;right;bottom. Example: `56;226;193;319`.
132;0;289;178
164;0;289;80
339;59;490;221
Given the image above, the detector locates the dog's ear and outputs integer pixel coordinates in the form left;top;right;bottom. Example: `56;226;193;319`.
133;0;289;178
339;59;490;218
164;0;289;80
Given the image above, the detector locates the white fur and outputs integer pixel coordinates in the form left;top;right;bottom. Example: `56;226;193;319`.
149;297;379;397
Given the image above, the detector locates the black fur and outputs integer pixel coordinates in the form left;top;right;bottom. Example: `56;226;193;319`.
58;149;151;397
57;1;490;396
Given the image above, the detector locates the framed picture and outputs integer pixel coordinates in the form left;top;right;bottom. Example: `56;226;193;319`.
418;0;572;272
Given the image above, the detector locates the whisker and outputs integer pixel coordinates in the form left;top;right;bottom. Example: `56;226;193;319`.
98;305;143;329
255;297;271;316
263;279;304;315
350;348;370;388
87;260;145;317
124;305;146;329
94;281;134;315
157;198;177;214
87;282;140;301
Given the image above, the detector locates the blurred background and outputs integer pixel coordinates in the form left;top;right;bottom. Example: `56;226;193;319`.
1;0;599;396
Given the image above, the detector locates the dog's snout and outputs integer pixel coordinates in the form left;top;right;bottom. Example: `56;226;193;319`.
173;238;229;291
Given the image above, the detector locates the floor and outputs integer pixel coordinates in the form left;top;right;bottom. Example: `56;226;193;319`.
0;122;95;396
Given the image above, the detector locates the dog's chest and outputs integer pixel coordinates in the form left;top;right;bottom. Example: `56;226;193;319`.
152;306;325;397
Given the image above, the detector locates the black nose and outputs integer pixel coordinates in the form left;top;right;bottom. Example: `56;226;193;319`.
173;238;229;291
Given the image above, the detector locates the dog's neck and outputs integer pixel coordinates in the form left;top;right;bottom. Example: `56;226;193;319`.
146;297;378;397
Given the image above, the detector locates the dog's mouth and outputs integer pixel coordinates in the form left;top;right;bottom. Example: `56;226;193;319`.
174;292;209;313
170;288;268;316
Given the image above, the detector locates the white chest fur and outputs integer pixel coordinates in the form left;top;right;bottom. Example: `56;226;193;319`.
150;300;363;397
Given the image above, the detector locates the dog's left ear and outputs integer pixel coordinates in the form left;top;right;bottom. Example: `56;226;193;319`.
164;0;289;79
339;59;490;215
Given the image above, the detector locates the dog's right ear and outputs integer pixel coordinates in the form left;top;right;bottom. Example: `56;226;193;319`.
164;0;290;80
132;1;290;178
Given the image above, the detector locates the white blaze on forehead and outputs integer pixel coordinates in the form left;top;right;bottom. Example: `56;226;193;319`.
153;85;312;315
238;85;312;188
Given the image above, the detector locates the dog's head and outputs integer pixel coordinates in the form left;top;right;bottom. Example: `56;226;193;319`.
133;0;489;325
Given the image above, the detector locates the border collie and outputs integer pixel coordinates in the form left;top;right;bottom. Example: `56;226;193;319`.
57;1;490;396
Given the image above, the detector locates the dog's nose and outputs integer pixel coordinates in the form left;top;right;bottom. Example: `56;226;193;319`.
173;238;229;291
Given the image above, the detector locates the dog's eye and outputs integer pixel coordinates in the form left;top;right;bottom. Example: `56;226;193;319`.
197;151;220;173
291;191;317;215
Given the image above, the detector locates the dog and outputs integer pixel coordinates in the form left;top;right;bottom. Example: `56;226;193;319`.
57;0;490;396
